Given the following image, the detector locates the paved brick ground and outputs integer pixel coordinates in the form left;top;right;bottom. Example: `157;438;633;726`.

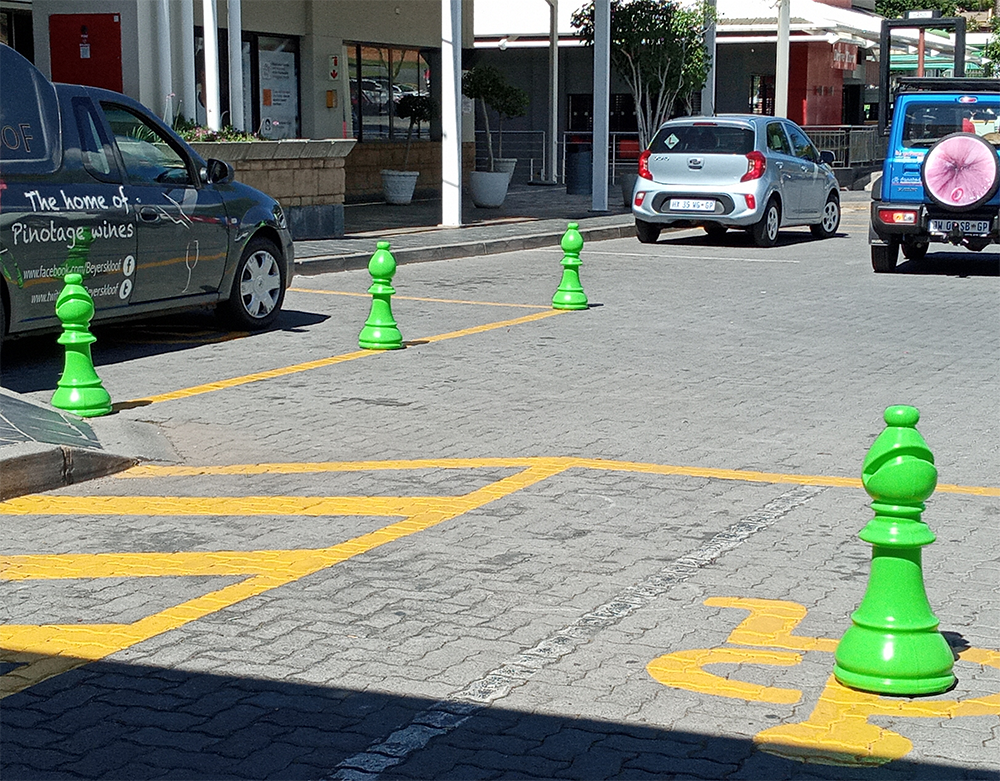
2;219;998;779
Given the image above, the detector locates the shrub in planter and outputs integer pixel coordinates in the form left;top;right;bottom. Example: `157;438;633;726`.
381;94;436;205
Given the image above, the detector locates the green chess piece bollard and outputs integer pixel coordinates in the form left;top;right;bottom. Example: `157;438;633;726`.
358;241;403;350
833;405;955;696
552;222;588;310
50;273;112;417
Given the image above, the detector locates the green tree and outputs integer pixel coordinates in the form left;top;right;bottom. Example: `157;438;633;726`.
395;94;436;169
572;0;714;148
493;83;530;158
462;65;527;171
875;0;992;17
982;13;1000;77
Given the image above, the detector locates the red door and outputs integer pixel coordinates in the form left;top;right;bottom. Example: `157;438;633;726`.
49;13;122;92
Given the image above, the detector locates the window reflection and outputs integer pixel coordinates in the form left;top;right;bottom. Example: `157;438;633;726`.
348;43;431;142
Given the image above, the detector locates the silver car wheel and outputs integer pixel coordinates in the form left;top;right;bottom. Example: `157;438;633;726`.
821;201;839;233
240;250;282;318
766;206;779;241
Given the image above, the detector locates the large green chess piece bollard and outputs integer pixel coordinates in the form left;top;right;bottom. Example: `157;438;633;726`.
51;273;112;417
358;241;403;350
552;222;588;310
833;405;955;695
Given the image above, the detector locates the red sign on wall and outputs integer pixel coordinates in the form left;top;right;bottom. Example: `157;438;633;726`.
832;42;858;71
49;13;123;92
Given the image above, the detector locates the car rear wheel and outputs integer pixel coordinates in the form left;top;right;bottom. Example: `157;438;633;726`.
902;241;929;261
221;237;285;330
750;198;780;248
871;240;899;273
809;193;841;239
635;219;661;244
703;222;728;240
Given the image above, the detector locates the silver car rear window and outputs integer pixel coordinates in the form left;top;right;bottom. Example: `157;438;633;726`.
649;125;754;155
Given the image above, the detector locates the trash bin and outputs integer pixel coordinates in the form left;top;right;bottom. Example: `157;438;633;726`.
565;146;592;195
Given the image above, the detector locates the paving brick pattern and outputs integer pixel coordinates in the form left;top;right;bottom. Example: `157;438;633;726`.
1;223;997;779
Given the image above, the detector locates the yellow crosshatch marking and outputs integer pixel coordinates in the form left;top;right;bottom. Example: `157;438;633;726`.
2;455;997;768
0;460;569;698
647;597;1000;767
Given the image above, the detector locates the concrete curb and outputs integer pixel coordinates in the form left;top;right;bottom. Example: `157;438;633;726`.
0;441;137;501
293;223;636;276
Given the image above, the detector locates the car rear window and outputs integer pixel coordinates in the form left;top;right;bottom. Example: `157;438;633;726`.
649;125;754;155
901;101;1000;149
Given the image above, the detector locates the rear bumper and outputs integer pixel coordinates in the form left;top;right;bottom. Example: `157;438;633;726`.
869;201;1000;246
631;181;770;227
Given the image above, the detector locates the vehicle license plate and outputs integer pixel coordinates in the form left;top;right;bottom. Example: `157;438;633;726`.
929;219;990;235
670;198;715;212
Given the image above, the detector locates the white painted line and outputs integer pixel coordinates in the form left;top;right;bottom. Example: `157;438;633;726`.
327;484;825;779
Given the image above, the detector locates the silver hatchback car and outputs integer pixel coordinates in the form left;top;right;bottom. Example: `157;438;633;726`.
631;115;841;246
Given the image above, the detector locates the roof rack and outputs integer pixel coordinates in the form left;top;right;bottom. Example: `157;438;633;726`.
896;77;1000;94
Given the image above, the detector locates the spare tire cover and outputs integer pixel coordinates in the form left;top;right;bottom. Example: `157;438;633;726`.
0;43;62;175
921;132;1000;212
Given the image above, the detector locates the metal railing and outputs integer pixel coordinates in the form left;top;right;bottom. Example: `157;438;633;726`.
473;130;547;184
802;125;887;167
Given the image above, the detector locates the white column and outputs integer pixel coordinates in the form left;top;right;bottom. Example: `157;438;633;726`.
775;0;790;118
202;0;221;130
702;0;716;116
227;0;244;130
157;0;173;124
591;0;610;212
546;0;559;183
180;0;197;125
441;0;462;227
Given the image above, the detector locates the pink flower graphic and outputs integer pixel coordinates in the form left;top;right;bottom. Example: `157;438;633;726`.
923;134;1000;209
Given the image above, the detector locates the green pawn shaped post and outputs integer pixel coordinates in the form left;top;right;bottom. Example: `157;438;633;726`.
358;241;403;350
833;405;955;696
552;222;588;310
51;273;112;417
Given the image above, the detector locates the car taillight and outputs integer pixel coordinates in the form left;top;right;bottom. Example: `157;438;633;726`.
740;150;766;182
878;208;917;225
638;149;652;180
634;191;646;206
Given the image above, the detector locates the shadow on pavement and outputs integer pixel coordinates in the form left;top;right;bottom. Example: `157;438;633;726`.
654;229;838;250
0;309;328;395
1;656;990;780
896;251;1000;277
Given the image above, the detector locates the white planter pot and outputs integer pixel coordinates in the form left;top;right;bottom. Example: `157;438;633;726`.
493;157;517;181
469;170;510;208
381;170;419;205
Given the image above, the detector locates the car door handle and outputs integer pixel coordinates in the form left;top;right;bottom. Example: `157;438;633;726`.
140;207;161;223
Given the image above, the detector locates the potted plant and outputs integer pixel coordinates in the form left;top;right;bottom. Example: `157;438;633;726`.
492;83;529;182
462;65;526;207
381;93;436;205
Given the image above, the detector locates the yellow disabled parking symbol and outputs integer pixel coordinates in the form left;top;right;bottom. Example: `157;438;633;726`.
647;597;1000;767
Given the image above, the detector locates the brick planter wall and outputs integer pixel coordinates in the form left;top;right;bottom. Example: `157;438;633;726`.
344;141;477;203
190;139;355;240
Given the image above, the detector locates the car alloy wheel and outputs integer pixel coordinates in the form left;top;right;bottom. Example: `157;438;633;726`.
751;199;780;248
810;194;840;239
221;237;285;329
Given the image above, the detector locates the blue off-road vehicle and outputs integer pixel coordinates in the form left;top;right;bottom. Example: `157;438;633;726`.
869;78;1000;272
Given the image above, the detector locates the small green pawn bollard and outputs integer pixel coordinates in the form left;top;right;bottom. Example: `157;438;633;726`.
358;241;403;350
51;273;112;417
552;222;588;310
833;405;955;696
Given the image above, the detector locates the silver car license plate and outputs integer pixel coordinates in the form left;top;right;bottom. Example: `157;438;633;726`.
670;198;715;212
929;219;990;235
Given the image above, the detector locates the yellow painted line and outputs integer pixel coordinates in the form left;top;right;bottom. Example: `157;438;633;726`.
0;461;570;697
115;456;999;497
647;598;1000;767
126;309;565;405
288;288;550;309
